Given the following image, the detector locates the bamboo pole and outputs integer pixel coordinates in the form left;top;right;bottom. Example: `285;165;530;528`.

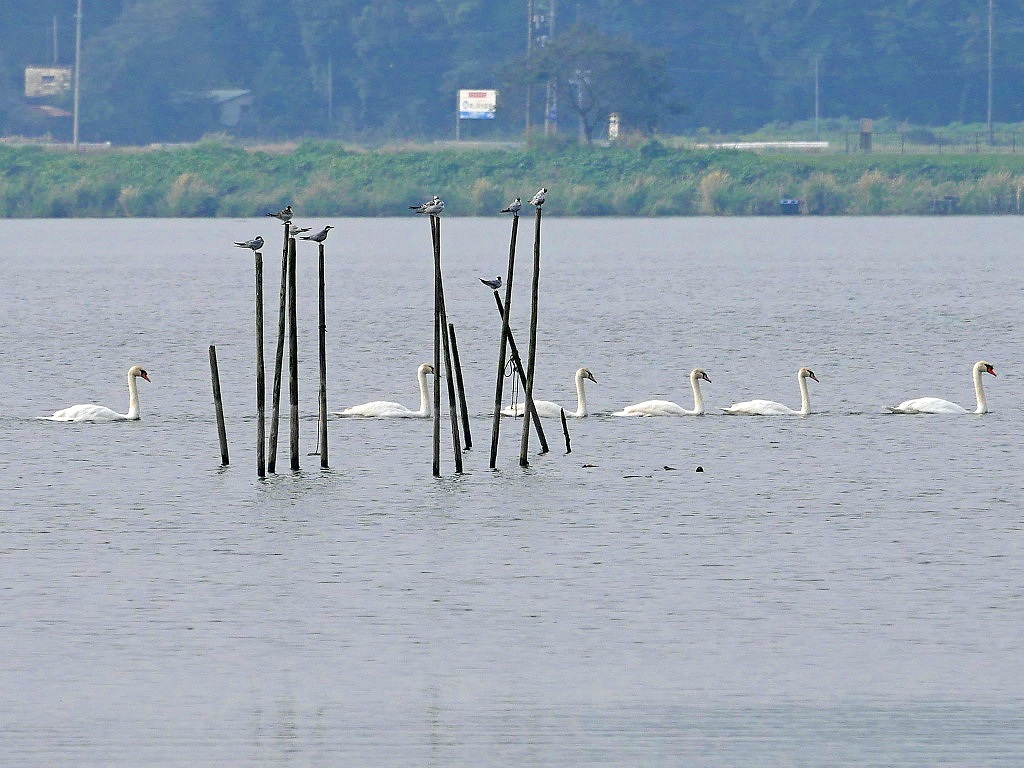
209;345;229;466
255;248;266;478
519;205;544;466
488;213;519;468
431;215;441;477
267;223;289;473
287;236;299;471
448;322;472;450
317;241;329;469
492;292;547;452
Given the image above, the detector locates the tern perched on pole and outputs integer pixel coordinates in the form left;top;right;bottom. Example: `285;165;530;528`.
301;225;334;243
411;196;445;215
500;197;522;215
409;195;441;213
267;205;293;222
479;276;502;290
235;236;265;251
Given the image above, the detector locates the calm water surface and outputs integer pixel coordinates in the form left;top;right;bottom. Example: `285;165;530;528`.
0;217;1021;767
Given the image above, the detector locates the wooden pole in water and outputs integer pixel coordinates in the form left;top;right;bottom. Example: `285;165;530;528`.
255;248;266;478
437;278;464;472
519;204;544;466
488;213;519;468
317;240;329;469
448;322;472;450
287;236;300;471
267;222;290;473
559;408;571;454
431;215;442;477
492;292;548;452
209;344;229;466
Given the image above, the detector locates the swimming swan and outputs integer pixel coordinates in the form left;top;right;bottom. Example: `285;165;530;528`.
41;365;150;422
887;360;996;414
723;367;819;416
614;368;711;416
334;363;435;418
501;367;597;418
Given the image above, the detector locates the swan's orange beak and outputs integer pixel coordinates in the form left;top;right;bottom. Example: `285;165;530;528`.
141;372;151;382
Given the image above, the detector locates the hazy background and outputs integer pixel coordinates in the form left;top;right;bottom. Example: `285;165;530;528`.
2;1;1023;145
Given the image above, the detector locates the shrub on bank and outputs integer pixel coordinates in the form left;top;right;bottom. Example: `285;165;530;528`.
4;141;1024;217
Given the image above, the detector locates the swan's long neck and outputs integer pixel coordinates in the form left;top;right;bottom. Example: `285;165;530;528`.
973;365;988;414
417;369;432;417
126;374;141;420
572;372;589;417
690;372;705;415
798;372;812;416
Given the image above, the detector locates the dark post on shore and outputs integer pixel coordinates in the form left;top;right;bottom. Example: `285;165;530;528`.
488;211;519;469
317;241;329;469
254;248;266;478
267;222;290;473
448;322;472;450
209;345;229;466
519;203;544;467
287;236;300;471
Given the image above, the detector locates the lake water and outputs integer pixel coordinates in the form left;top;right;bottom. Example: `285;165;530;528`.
1;216;1021;767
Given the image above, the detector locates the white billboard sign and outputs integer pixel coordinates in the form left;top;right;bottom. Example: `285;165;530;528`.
458;89;497;120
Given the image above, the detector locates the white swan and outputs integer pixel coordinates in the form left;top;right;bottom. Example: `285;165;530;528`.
723;367;819;416
501;367;597;418
614;368;711;416
887;360;996;414
334;363;435;418
41;365;150;422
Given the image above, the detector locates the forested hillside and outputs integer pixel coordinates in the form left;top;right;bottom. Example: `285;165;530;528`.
2;1;1023;145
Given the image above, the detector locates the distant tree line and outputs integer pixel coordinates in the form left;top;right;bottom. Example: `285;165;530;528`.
1;1;1023;145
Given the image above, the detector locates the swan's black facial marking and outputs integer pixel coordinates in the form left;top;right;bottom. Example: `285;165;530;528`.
805;369;819;382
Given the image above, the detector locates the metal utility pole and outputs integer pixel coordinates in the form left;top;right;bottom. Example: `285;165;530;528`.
526;0;556;136
73;0;82;149
987;0;994;145
525;0;533;134
543;0;556;135
814;56;820;141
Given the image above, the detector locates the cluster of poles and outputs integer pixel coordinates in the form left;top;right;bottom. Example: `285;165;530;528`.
211;212;330;478
210;194;568;479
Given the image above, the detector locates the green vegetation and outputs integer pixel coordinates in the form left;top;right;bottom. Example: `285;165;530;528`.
4;3;1024;145
5;139;1024;218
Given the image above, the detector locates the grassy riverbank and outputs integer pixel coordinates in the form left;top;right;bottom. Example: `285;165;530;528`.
4;138;1024;217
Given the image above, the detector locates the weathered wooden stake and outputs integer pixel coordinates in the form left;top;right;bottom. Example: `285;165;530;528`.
287;236;300;471
488;213;519;468
437;281;464;472
448;322;472;450
431;215;442;477
209;344;229;466
559;408;571;454
255;249;266;478
317;241;330;469
267;223;290;473
519;204;544;467
492;292;548;453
